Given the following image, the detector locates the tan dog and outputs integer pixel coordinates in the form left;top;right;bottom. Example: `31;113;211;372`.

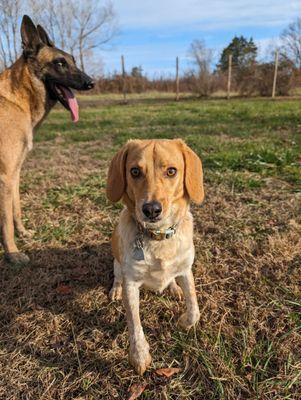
0;15;94;265
106;139;204;374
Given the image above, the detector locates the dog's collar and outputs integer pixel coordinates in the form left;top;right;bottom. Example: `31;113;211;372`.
137;222;177;241
132;220;178;261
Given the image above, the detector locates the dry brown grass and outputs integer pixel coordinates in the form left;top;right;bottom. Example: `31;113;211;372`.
0;97;300;399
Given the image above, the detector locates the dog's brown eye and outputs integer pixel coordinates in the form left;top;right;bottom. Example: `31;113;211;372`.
166;167;177;177
53;58;67;67
130;167;141;178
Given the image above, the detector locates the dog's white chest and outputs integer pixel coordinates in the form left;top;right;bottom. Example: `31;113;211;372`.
26;131;33;151
125;237;194;292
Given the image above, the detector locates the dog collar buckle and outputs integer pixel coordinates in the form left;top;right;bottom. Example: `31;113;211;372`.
164;226;176;239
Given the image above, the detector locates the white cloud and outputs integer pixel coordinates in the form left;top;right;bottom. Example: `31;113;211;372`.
256;37;282;60
113;0;301;30
100;0;300;75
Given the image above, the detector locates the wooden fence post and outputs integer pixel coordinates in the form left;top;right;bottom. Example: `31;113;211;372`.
227;54;232;100
272;50;279;99
175;56;180;101
121;55;127;103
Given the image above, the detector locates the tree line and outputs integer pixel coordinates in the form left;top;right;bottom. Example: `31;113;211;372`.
92;18;301;97
186;32;296;97
0;3;300;97
0;0;117;71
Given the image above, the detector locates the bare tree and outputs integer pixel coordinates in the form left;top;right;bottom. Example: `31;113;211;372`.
73;0;116;71
0;0;23;68
29;0;117;71
29;0;77;54
189;40;213;73
0;0;117;72
188;39;214;96
281;18;301;68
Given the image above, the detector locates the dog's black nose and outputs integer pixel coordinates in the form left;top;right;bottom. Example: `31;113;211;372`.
142;201;162;220
83;79;94;90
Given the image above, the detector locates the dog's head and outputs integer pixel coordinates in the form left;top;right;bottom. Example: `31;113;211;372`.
107;139;204;229
20;15;94;122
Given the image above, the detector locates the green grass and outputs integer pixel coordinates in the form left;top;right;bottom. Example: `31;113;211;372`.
39;98;301;189
1;95;300;400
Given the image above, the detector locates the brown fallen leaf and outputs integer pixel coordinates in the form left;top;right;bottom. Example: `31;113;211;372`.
155;367;181;378
55;284;72;295
127;383;147;400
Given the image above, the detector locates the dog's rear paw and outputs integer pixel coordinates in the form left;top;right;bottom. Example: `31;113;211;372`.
167;280;183;300
17;227;35;239
129;345;152;375
109;284;122;301
178;311;200;330
5;252;30;267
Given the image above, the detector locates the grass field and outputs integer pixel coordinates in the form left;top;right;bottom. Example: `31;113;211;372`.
0;95;300;399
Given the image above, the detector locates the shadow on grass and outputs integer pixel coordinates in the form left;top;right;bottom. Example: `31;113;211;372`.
0;243;126;376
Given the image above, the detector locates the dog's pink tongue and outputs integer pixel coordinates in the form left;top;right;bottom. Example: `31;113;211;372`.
60;86;79;122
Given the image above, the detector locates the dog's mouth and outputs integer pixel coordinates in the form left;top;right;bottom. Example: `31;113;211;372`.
146;216;161;223
51;84;79;122
139;213;164;227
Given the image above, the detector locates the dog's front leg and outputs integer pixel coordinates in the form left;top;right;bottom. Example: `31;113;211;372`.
0;175;29;265
177;270;200;330
13;169;33;238
123;279;152;375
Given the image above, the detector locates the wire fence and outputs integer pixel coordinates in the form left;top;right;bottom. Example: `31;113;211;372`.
90;53;298;101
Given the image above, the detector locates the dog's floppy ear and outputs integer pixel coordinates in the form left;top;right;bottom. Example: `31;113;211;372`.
179;140;204;204
37;25;54;47
106;144;128;202
21;15;42;56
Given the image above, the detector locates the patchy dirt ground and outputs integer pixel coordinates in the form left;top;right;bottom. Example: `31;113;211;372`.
0;97;300;399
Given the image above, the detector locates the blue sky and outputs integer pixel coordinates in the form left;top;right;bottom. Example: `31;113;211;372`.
100;0;301;77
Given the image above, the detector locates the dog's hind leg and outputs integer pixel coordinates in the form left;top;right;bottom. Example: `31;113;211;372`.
177;270;200;330
167;279;183;300
109;259;123;300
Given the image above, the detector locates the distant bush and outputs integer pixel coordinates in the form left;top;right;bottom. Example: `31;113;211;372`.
237;60;294;96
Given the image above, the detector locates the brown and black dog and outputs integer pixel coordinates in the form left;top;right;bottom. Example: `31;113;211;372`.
0;15;94;265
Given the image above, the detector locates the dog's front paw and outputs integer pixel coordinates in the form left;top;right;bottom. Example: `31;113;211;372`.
167;280;183;300
109;283;122;301
5;252;30;267
178;311;200;330
129;343;152;375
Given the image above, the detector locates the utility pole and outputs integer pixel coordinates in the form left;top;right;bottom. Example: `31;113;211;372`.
175;56;180;101
272;50;279;99
227;54;232;100
121;55;127;103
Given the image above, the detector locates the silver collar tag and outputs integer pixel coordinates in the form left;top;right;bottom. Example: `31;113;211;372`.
133;233;145;261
